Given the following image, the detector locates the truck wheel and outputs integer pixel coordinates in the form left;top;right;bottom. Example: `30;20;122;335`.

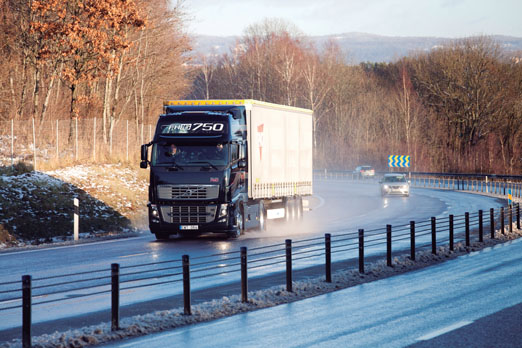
258;201;267;231
284;198;293;222
155;232;170;240
229;203;244;238
296;197;303;220
152;227;170;240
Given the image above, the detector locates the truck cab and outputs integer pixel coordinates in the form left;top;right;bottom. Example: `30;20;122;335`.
141;103;249;239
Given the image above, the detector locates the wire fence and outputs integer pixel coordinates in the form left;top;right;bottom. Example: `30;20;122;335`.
1;202;520;347
0;118;156;169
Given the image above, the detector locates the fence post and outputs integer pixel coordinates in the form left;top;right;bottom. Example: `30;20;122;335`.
182;255;191;315
75;117;78;161
32;118;36;171
325;234;331;283
11;119;14;167
285;239;292;292
126;120;129;161
490;208;495;239
358;229;364;274
517;203;520;230
465;212;470;247
74;198;79;240
431;217;437;255
22;275;31;348
509;205;513;233
240;247;248;303
410;221;415;261
56;119;59;160
449;215;454;251
501;207;505;235
479;210;483;243
111;263;120;331
386;225;392;267
93;118;96;161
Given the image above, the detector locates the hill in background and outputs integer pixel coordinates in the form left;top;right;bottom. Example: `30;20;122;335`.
191;32;522;63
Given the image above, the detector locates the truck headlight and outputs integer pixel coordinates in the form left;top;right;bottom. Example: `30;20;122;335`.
218;204;228;218
149;204;160;223
383;185;389;190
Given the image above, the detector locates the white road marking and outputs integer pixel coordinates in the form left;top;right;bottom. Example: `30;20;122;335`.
416;320;473;341
118;252;149;258
0;235;149;257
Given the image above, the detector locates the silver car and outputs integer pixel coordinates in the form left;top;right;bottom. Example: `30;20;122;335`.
380;173;410;197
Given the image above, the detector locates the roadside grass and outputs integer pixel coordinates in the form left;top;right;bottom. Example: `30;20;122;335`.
0;162;147;246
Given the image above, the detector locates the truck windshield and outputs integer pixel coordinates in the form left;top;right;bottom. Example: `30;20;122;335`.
152;143;229;167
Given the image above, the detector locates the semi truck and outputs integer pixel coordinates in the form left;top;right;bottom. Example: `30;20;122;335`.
140;99;313;240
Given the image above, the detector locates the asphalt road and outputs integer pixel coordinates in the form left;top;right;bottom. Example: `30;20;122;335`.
0;180;507;343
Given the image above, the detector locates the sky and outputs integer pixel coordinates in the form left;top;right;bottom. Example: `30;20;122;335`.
183;0;522;38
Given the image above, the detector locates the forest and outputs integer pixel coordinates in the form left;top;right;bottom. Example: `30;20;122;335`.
1;1;521;174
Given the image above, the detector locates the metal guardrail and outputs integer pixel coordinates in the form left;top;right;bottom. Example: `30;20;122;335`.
1;178;521;346
314;170;522;200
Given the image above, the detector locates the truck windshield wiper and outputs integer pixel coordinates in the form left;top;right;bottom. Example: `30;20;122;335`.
167;162;184;171
191;161;218;170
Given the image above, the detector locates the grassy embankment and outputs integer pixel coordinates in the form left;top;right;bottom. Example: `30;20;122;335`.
0;162;149;246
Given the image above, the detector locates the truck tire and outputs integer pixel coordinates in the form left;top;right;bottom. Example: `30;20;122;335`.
155;232;170;240
228;203;244;239
296;197;303;220
258;201;267;231
151;227;170;240
284;198;293;222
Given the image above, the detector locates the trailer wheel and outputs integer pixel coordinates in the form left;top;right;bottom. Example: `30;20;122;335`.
284;198;293;222
296;197;303;220
258;201;267;231
229;203;244;238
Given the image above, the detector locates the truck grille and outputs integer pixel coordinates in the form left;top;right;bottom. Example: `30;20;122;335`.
160;205;217;224
157;185;219;200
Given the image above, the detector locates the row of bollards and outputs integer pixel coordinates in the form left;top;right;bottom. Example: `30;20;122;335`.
20;203;520;348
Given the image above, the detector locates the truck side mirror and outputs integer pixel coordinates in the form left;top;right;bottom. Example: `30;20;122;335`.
140;144;149;168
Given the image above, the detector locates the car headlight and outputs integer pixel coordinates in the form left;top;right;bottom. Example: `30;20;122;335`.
383;185;389;190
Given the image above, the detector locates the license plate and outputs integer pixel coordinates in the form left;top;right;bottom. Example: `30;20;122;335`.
180;225;198;230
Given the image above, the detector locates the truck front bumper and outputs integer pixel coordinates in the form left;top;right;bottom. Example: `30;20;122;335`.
148;202;234;235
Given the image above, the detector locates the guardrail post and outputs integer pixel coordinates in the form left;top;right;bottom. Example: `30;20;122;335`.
241;247;248;303
500;207;505;235
509;205;513;233
410;221;415;261
73;198;79;240
325;234;331;283
517;203;520;229
182;255;191;315
479;210;483;242
111;263;120;331
358;229;364;273
490;208;495;239
449;215;454;251
465;212;470;247
22;275;31;348
386;225;392;267
431;217;436;255
285;239;292;292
